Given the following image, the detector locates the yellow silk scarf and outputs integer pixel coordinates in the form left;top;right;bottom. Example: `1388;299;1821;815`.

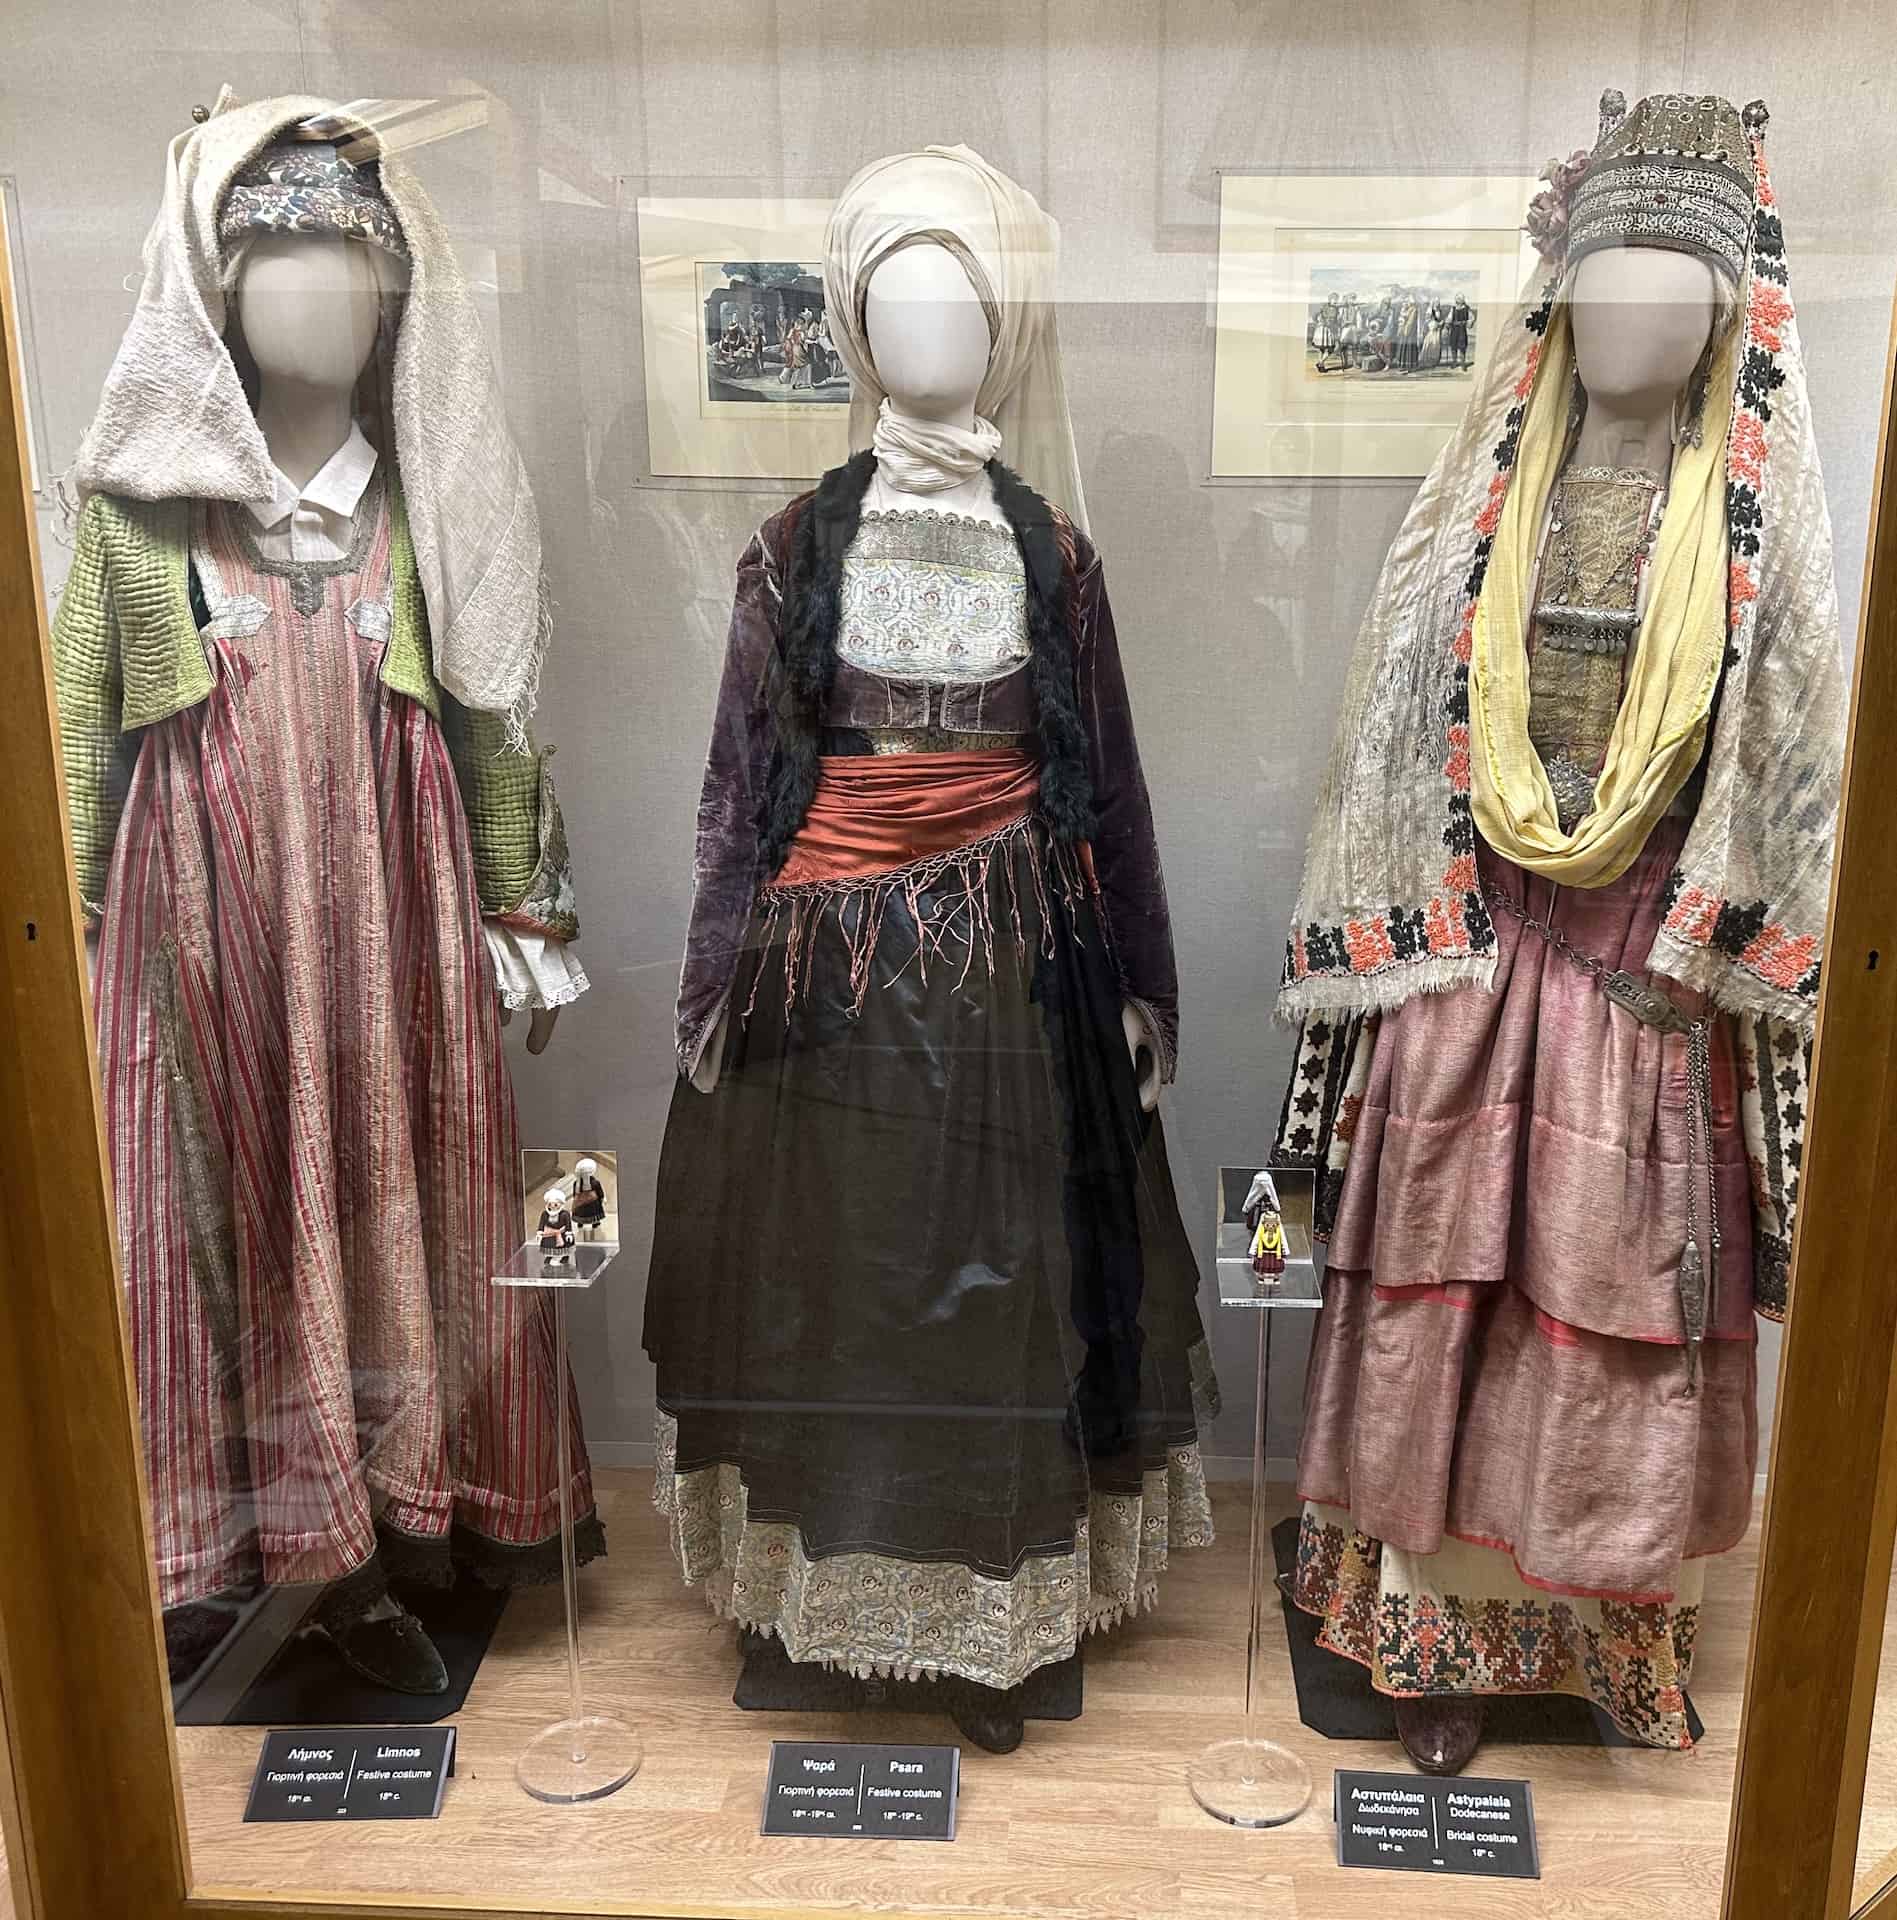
1469;303;1736;888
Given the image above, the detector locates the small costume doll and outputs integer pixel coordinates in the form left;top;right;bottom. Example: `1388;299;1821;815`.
570;1157;608;1239
1242;1171;1287;1283
538;1188;576;1272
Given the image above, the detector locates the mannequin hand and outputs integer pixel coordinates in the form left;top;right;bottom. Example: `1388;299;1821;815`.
690;1006;730;1094
1122;1001;1162;1113
498;1001;561;1054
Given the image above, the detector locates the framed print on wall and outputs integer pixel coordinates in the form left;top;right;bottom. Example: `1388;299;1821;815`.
636;196;852;482
1210;172;1540;480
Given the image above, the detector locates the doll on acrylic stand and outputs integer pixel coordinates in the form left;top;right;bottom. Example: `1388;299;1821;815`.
1243;1171;1287;1285
538;1189;577;1273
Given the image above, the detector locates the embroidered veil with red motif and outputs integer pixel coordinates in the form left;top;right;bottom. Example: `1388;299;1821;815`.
1275;100;1844;1037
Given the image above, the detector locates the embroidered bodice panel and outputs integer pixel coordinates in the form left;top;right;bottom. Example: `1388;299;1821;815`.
1528;464;1662;832
836;508;1031;755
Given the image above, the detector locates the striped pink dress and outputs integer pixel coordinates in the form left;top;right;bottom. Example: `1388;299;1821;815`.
96;475;592;1609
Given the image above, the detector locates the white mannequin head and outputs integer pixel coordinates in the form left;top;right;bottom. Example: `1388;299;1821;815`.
863;243;991;429
1567;246;1726;416
231;232;384;394
575;1157;597;1178
544;1186;566;1210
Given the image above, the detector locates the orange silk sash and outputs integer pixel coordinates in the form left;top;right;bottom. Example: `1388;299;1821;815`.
771;748;1042;890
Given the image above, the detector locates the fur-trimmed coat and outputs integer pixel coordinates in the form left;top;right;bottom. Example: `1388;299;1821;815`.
674;453;1178;1081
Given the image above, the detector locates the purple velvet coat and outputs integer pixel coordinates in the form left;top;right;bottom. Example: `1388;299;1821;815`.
674;471;1179;1084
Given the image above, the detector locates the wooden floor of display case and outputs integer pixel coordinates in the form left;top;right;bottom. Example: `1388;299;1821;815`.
165;1467;1768;1920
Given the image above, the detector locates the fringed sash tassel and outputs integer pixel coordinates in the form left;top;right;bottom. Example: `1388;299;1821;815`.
746;810;1090;1026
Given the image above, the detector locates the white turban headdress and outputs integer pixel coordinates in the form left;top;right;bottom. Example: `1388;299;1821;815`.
822;145;1088;532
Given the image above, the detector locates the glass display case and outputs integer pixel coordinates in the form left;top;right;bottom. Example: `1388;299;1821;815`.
2;9;1896;1920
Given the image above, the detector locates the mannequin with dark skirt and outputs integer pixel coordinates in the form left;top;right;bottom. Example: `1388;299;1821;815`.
645;147;1218;1755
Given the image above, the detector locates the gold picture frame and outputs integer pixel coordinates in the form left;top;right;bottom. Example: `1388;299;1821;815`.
635;195;851;482
1210;172;1540;479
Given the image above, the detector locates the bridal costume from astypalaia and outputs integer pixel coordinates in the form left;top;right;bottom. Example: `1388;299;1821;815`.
1275;94;1845;1750
51;94;602;1678
644;149;1218;1732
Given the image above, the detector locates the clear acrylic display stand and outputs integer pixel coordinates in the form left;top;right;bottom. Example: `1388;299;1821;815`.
1186;1165;1321;1830
492;1238;642;1804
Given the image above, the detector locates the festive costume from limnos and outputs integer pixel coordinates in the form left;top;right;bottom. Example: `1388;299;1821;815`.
1274;94;1843;1749
52;95;600;1620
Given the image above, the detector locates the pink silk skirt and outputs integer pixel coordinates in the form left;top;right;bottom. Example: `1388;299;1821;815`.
1297;814;1757;1605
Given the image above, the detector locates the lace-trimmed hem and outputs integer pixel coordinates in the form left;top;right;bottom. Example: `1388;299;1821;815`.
653;1412;1215;1691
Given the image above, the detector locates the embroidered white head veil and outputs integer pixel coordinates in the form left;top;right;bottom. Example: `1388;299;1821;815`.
823;145;1089;532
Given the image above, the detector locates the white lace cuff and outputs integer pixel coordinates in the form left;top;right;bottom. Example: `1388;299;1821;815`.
483;921;590;1011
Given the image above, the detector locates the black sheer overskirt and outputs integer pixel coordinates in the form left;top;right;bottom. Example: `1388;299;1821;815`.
643;821;1212;1581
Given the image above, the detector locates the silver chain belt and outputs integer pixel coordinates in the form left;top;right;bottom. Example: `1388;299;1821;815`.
1484;879;1719;1395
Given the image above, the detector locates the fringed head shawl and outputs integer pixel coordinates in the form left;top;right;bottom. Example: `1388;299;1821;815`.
1278;93;1845;1036
68;88;551;746
822;145;1089;533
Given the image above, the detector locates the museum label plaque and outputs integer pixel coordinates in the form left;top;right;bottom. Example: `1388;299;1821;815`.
1334;1769;1538;1878
761;1740;959;1840
245;1726;456;1823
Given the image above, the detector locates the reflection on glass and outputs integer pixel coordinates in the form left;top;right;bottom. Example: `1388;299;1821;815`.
9;32;1877;1918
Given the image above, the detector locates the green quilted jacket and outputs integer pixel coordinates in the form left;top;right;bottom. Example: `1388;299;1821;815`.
51;486;578;939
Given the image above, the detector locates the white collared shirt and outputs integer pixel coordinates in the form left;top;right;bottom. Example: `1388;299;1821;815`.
247;423;379;563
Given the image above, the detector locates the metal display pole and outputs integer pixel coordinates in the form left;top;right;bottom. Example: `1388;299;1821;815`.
493;1239;642;1805
1187;1166;1320;1830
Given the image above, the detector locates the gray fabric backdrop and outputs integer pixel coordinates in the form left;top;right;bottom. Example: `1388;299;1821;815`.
7;0;1893;1477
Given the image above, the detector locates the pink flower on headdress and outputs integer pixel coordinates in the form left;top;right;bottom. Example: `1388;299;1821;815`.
1523;149;1593;262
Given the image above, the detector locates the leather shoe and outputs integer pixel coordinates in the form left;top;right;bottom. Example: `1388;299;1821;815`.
939;1675;1026;1755
320;1605;451;1696
1394;1693;1485;1775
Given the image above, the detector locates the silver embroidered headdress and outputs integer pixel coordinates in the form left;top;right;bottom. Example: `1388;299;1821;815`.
1564;90;1759;283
